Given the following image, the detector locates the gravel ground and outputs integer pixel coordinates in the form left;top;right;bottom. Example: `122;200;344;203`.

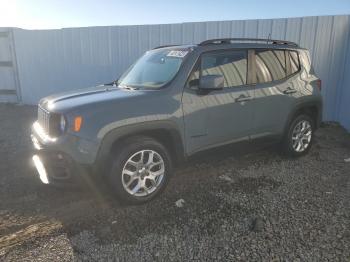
0;104;349;261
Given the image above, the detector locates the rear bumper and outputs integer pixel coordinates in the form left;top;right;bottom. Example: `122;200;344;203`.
316;104;323;129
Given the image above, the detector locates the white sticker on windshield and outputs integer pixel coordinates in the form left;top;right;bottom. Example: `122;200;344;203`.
167;50;188;58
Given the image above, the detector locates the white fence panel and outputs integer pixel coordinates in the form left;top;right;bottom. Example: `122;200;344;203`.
0;15;349;129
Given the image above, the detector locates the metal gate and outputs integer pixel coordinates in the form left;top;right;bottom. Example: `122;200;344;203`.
0;28;20;102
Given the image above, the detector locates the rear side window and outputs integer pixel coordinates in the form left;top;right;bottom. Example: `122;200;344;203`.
299;50;313;74
289;50;300;74
255;49;286;83
201;50;247;88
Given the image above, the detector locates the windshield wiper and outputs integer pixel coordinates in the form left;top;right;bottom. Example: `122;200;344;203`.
119;85;139;90
104;79;118;86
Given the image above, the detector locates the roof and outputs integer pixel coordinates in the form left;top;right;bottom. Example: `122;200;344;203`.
153;38;305;51
196;42;304;51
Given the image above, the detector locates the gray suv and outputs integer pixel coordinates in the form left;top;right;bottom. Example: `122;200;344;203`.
31;38;322;203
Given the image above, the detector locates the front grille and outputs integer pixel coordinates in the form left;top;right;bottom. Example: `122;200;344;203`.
38;106;50;134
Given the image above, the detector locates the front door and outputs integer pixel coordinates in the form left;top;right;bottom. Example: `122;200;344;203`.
182;49;255;154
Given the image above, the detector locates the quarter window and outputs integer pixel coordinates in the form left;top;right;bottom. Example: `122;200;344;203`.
201;50;247;88
289;51;300;74
255;49;286;83
187;63;200;89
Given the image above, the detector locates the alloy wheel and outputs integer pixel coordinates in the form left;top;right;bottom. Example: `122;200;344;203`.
291;120;312;153
121;150;165;197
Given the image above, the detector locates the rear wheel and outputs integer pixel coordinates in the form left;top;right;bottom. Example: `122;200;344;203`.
108;136;172;204
282;114;314;157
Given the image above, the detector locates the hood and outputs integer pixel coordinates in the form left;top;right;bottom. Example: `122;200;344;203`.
41;85;113;104
39;85;146;113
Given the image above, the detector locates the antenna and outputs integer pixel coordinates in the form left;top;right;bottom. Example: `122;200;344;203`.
267;33;271;44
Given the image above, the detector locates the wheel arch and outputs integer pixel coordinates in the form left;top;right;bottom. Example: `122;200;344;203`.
94;121;186;173
284;101;322;135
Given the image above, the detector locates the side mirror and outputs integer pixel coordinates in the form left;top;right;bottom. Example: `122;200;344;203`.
199;75;224;90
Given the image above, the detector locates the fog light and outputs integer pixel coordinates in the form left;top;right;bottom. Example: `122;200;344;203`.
32;155;49;184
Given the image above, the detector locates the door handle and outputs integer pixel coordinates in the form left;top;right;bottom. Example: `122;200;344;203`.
235;94;252;102
283;87;297;94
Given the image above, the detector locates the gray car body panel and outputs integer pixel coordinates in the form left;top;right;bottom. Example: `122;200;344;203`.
31;42;322;167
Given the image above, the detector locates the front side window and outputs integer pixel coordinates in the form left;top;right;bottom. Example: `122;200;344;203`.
118;49;188;89
256;49;286;83
201;50;247;88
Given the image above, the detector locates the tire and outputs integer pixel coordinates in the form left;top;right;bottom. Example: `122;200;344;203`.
282;114;314;157
108;136;172;204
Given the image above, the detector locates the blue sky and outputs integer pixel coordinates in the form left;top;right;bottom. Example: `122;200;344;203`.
1;0;350;29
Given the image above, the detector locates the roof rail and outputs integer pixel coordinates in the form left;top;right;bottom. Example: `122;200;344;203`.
153;44;179;50
199;38;298;47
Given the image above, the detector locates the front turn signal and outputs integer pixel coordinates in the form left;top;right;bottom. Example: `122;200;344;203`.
74;116;83;132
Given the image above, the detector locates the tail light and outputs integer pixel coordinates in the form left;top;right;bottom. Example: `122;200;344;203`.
316;79;322;91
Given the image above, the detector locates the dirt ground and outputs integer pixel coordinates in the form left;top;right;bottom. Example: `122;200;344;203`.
0;104;349;261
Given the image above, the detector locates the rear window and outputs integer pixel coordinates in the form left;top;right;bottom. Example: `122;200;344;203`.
255;49;287;83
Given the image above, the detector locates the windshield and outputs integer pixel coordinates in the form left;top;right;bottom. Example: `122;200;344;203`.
117;49;188;89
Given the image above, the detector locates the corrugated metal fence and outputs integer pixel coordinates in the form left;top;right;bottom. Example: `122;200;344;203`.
0;28;20;102
1;15;349;130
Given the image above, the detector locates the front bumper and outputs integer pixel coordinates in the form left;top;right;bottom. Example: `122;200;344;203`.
32;152;77;185
31;123;93;185
31;135;81;185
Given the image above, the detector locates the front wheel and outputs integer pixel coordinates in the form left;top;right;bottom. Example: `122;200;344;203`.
108;136;172;204
282;114;314;157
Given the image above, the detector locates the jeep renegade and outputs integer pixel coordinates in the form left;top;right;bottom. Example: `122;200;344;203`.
31;38;322;203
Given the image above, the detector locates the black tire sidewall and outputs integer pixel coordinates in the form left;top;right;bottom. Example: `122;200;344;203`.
284;114;314;157
108;137;172;204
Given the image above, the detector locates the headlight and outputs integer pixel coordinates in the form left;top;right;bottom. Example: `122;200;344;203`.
60;115;66;133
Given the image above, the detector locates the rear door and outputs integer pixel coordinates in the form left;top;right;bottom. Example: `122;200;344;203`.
251;49;301;138
182;49;255;154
